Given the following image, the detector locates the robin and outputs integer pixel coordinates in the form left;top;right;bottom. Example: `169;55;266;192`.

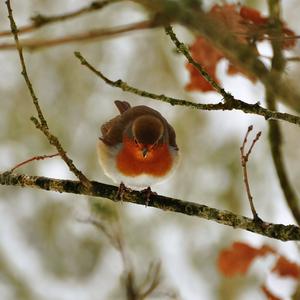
97;101;179;191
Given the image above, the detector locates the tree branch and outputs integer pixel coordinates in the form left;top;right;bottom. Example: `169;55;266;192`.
133;0;300;111
6;0;92;189
74;51;300;127
0;20;156;51
3;0;300;111
84;217;162;300
0;0;123;37
0;247;38;300
9;153;59;172
1;171;300;242
165;25;228;98
265;0;300;225
240;126;262;221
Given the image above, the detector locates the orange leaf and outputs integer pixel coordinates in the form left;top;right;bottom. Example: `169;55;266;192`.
185;4;296;92
261;285;282;300
272;256;300;279
280;27;297;49
240;6;268;25
240;6;296;49
186;36;223;92
218;242;275;277
185;4;255;92
210;4;249;44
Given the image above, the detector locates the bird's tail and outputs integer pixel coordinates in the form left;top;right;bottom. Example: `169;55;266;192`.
114;100;131;114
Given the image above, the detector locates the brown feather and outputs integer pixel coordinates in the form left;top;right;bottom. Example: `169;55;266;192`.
99;104;178;149
114;100;131;114
132;115;163;145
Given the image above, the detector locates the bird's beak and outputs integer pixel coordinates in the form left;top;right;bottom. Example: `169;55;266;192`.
142;147;148;158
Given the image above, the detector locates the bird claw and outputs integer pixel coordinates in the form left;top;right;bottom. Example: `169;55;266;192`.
141;187;157;207
114;184;157;207
115;182;131;202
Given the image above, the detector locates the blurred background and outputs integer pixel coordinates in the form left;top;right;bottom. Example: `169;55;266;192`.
1;0;300;299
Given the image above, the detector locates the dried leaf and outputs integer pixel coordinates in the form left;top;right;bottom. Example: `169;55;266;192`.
186;37;223;92
185;4;249;92
272;256;300;279
210;4;249;44
261;285;282;300
218;242;275;277
240;6;268;26
185;4;296;92
240;6;296;49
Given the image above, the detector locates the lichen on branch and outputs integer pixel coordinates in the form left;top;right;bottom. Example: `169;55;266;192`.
1;171;300;242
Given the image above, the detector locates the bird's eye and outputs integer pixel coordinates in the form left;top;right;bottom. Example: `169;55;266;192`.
134;139;138;145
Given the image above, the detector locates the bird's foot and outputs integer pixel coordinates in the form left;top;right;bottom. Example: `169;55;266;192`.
115;182;131;202
141;187;157;207
253;213;264;225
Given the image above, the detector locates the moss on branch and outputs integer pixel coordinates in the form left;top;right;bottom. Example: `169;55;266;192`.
1;171;300;242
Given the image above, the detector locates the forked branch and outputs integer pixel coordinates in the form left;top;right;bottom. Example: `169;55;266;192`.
240;126;262;221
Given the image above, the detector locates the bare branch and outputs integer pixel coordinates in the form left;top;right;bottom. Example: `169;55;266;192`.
0;247;38;300
165;25;227;98
10;153;59;172
5;0;91;189
79;217;119;248
139;262;161;300
74;51;300;127
240;126;262;221
0;0;123;37
0;20;156;51
1;171;300;242
6;1;47;128
265;0;300;226
86;217;161;300
30;117;92;189
133;0;300;111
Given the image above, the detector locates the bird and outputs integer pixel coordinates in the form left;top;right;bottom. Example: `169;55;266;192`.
97;100;179;191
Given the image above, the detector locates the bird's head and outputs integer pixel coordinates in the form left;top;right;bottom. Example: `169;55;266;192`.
124;115;165;159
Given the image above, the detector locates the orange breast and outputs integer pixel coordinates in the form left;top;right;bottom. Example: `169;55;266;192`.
116;137;173;177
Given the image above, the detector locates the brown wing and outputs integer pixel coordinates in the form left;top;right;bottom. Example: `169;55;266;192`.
100;101;130;144
100;115;119;137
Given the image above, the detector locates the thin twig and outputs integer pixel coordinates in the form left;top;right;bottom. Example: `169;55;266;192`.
86;217;161;300
10;153;59;172
265;0;300;226
0;20;156;51
259;55;300;62
240;125;262;221
5;0;91;189
0;0;123;37
245;127;262;159
74;51;300;127
83;218;138;299
165;25;229;99
1;172;300;242
139;262;161;300
30;117;92;189
79;217;119;248
0;247;38;300
6;1;47;128
134;0;300;111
